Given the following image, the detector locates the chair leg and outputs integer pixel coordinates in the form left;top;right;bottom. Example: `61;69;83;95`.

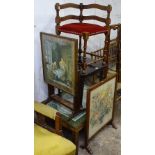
82;32;89;74
116;26;121;82
103;31;110;77
78;36;82;66
72;131;79;155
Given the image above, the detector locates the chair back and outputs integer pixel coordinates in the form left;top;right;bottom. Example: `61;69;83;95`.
55;3;112;32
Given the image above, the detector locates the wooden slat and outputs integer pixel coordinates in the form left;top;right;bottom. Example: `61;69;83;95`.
60;15;80;22
50;94;74;110
58;3;111;11
83;16;106;23
91;48;104;54
86;52;103;58
83;4;109;11
60;3;80;9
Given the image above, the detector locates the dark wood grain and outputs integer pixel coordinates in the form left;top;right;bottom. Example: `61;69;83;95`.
83;4;111;11
35;111;63;136
59;3;80;9
60;15;80;22
82;15;106;23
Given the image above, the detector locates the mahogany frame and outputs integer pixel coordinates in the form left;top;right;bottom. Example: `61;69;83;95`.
85;73;117;148
40;32;78;96
40;32;82;113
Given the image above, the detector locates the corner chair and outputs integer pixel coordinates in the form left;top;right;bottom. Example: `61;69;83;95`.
55;3;112;78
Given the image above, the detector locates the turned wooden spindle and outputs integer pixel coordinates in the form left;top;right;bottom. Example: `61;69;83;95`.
103;5;112;77
55;3;61;35
78;3;83;65
82;32;89;74
103;31;110;77
78;36;82;65
116;24;121;82
79;3;83;23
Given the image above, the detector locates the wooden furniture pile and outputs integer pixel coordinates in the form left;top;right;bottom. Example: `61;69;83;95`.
37;3;121;155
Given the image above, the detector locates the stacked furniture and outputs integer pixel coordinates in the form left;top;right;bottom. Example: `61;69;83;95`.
46;71;118;155
37;3;121;155
54;3;113;114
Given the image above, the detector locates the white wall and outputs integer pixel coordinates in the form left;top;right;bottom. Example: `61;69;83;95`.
34;0;121;101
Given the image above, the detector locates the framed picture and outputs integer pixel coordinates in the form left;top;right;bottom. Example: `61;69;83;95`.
86;74;117;143
40;32;78;95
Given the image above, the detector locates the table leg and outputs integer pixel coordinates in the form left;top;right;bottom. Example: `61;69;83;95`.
72;131;79;155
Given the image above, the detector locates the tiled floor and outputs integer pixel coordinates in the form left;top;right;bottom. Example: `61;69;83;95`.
78;100;121;155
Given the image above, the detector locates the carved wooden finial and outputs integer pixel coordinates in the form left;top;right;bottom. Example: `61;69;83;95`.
55;3;60;10
107;5;112;12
